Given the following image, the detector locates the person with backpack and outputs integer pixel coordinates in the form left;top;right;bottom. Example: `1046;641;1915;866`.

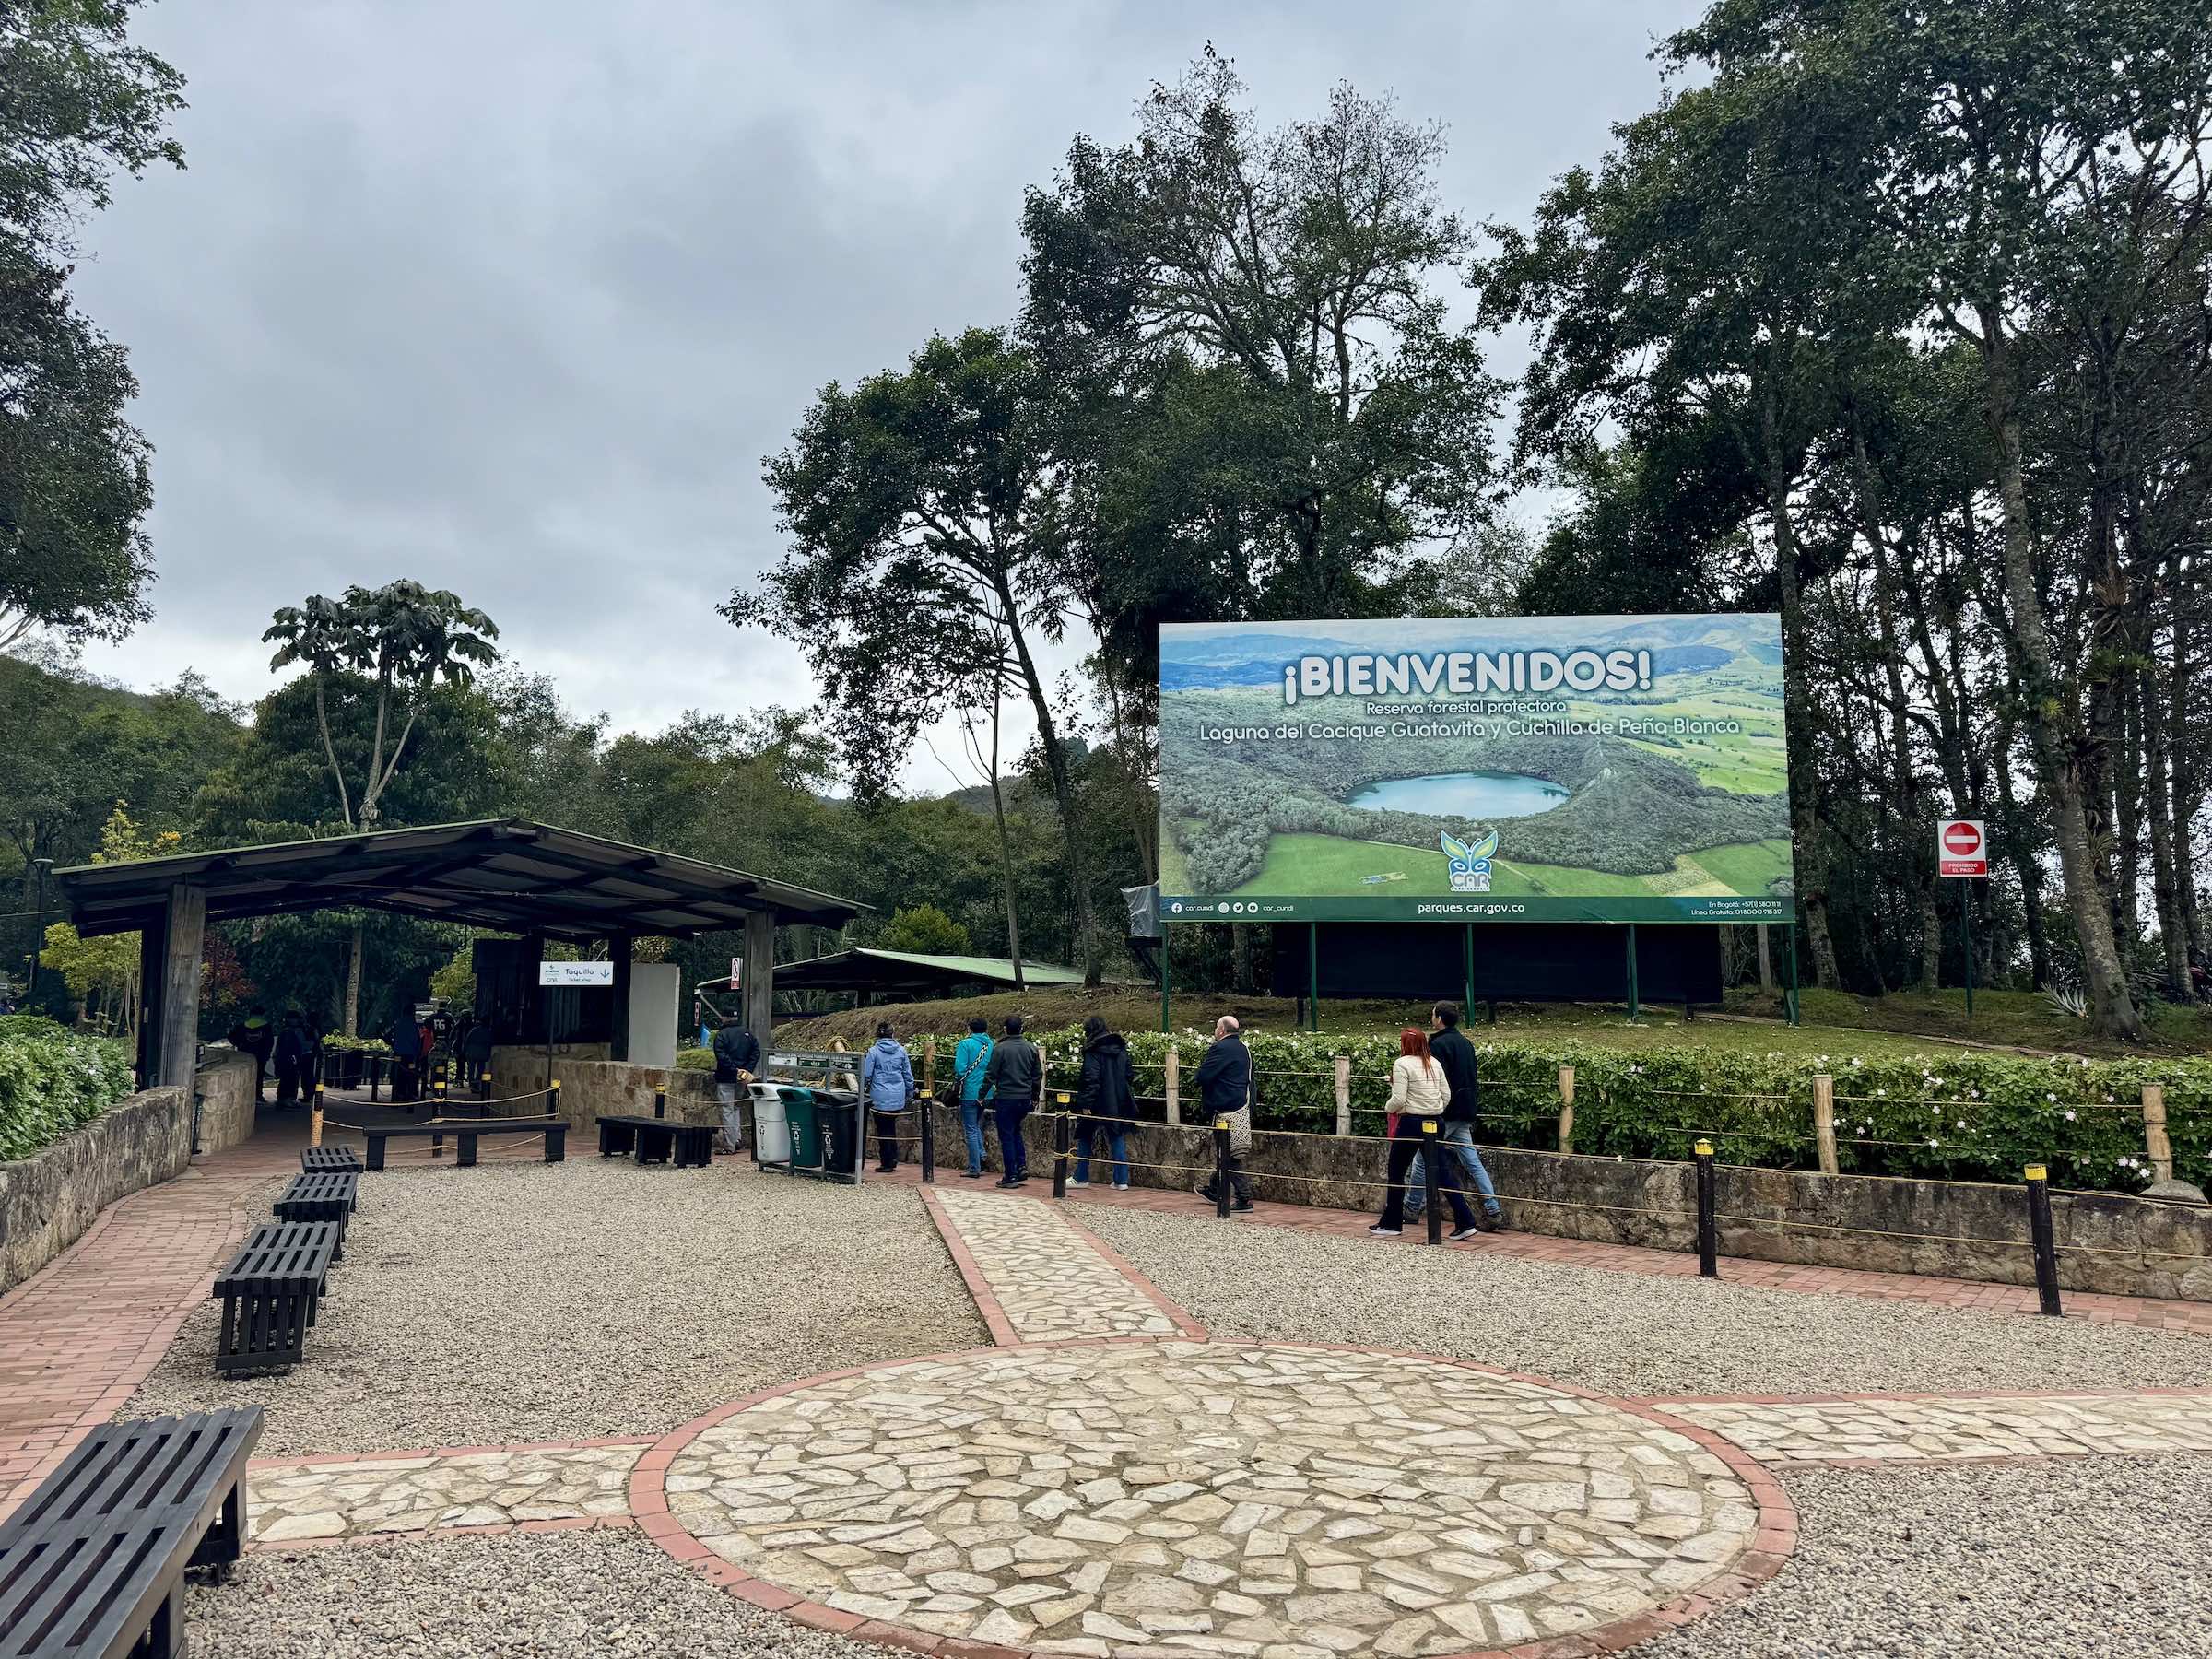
859;1021;915;1172
981;1014;1041;1187
1192;1016;1254;1212
1071;1015;1134;1190
952;1017;994;1179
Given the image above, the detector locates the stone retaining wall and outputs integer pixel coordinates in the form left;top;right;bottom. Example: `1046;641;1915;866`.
487;1049;714;1136
0;1086;189;1294
195;1052;259;1154
917;1102;2212;1303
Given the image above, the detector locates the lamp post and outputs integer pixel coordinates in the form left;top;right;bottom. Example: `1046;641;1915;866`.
25;857;53;998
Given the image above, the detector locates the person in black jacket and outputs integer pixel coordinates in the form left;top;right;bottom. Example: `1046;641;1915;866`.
982;1014;1042;1186
1403;1002;1505;1231
1192;1016;1255;1211
272;1012;313;1106
1071;1015;1133;1190
712;1016;762;1153
1378;1001;1494;1237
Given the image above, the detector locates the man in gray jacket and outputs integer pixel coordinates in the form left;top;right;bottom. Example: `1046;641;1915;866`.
982;1015;1042;1187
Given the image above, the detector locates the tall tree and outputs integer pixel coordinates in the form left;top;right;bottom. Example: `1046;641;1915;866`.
733;326;1107;982
1024;48;1502;620
261;580;500;1029
0;0;184;650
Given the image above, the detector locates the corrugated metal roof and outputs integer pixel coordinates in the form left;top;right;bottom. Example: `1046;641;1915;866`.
57;819;866;939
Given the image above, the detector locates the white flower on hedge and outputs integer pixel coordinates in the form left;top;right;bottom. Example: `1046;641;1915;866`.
2065;1111;2077;1122
2047;1093;2057;1102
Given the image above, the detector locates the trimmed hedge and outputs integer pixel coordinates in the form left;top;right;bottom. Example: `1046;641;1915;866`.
895;1022;2207;1197
0;1016;136;1162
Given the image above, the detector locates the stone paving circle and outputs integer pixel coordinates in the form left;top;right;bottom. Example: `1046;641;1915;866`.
640;1339;1788;1658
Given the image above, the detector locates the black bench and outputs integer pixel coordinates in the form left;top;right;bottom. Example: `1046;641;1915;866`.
211;1221;338;1373
597;1115;714;1169
362;1118;567;1170
0;1407;264;1659
300;1144;362;1175
272;1171;358;1257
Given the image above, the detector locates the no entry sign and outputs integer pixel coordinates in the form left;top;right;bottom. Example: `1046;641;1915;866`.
1937;818;1987;878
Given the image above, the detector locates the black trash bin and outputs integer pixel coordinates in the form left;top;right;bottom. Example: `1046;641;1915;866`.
814;1088;862;1183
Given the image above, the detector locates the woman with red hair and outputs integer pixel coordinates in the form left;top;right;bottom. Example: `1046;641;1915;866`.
1371;1027;1479;1239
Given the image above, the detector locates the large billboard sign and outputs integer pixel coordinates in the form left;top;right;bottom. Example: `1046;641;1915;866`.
1158;614;1796;923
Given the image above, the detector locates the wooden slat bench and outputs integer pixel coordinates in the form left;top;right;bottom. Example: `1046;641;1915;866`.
211;1222;338;1374
362;1118;566;1171
300;1144;362;1175
272;1171;358;1258
596;1115;713;1169
0;1407;263;1659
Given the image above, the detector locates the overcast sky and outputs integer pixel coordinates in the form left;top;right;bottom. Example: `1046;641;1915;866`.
67;0;1699;793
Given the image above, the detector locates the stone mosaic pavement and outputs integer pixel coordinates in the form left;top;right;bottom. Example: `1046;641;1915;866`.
932;1187;1183;1342
649;1341;1776;1657
1661;1391;2212;1466
248;1441;649;1542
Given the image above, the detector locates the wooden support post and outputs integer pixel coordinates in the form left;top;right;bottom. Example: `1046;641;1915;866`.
1334;1055;1351;1138
2025;1165;2062;1316
2143;1084;2172;1185
742;912;774;1048
923;1035;936;1100
1813;1074;1838;1174
310;1087;324;1148
1557;1065;1575;1155
158;882;206;1090
1164;1050;1181;1126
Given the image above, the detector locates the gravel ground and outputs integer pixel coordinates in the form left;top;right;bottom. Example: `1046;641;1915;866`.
127;1159;984;1455
1078;1204;2212;1396
1636;1458;2212;1657
188;1529;903;1658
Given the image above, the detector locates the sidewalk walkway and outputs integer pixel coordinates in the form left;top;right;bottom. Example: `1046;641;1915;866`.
878;1163;2212;1337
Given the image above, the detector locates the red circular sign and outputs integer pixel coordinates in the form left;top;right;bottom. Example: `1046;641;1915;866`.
1943;822;1982;855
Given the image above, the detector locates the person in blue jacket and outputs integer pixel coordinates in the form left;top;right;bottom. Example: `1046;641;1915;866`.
952;1017;993;1178
859;1021;915;1172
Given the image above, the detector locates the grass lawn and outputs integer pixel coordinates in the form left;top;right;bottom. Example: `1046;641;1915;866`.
778;983;2110;1062
1728;984;2212;1059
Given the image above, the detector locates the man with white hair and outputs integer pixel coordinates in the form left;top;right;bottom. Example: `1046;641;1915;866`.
1192;1015;1254;1212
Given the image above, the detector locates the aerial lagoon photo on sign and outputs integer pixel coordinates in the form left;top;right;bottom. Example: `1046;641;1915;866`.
1159;614;1796;923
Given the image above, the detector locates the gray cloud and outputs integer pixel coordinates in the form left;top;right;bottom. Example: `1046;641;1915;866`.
67;0;1696;786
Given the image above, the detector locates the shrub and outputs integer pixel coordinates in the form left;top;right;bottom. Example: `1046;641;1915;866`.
674;1046;714;1071
891;1018;2207;1197
0;1016;135;1161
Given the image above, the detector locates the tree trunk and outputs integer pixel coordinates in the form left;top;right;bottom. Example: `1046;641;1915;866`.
1994;714;2052;990
1848;420;1939;994
1981;320;2139;1038
2144;650;2190;1001
344;922;363;1037
996;582;1102;984
983;688;1025;991
1757;923;1773;992
2171;595;2205;978
1761;390;1840;987
1231;924;1255;994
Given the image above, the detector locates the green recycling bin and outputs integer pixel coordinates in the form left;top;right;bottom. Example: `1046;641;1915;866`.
783;1089;821;1169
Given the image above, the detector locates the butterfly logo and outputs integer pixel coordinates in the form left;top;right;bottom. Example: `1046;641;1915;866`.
1440;829;1499;893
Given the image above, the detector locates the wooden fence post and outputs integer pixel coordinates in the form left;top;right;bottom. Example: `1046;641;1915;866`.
2143;1083;2172;1185
1813;1073;1838;1175
1334;1055;1352;1138
1557;1065;1575;1155
923;1035;936;1100
1165;1050;1181;1125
